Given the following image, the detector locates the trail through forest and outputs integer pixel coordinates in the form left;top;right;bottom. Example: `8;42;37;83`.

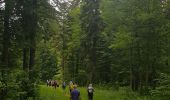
1;0;170;99
39;85;149;100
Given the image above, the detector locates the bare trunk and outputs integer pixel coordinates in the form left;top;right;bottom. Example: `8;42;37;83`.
29;0;37;72
23;48;29;71
145;65;149;89
130;35;133;90
1;3;10;68
29;47;35;70
62;54;65;80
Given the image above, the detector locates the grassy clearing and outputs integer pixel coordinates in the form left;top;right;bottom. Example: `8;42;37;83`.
39;85;151;100
39;85;67;100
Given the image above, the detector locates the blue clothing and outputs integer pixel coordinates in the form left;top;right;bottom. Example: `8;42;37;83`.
71;89;80;100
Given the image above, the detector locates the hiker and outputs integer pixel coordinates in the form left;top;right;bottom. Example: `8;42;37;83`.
87;84;94;100
57;81;59;87
62;81;66;90
71;85;81;100
62;81;67;94
53;80;57;89
49;80;52;86
51;80;53;86
69;81;74;93
47;80;49;87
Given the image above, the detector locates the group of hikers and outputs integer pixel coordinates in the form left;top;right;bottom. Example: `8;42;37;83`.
46;80;94;100
46;80;59;89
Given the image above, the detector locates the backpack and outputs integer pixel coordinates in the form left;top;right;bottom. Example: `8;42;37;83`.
88;87;93;93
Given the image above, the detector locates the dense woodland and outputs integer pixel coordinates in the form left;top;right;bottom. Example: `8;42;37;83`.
1;0;170;99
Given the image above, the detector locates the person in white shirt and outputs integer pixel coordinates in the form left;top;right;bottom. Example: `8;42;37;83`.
87;84;94;100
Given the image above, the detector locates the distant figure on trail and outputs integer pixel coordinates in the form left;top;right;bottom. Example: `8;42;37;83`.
47;80;49;87
69;81;74;93
71;85;81;100
62;81;66;90
49;80;52;86
52;80;58;89
87;84;94;100
56;80;59;87
50;80;53;86
62;81;67;94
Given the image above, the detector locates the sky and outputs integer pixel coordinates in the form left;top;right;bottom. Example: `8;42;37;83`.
49;0;73;11
0;0;5;10
0;0;72;11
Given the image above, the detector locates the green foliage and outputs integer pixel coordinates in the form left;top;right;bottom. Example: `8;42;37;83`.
39;85;151;100
36;41;59;81
100;0;170;93
0;70;39;100
0;0;54;99
2;0;170;99
109;27;132;49
151;73;170;100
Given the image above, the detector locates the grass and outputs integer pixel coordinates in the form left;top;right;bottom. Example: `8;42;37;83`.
39;85;68;100
39;85;151;100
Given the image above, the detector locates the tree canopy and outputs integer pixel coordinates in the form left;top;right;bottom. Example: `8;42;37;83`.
1;0;170;99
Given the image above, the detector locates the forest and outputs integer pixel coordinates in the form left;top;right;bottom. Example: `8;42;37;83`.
1;0;170;100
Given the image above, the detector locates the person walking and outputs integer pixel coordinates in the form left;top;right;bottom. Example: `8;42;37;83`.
46;80;49;87
87;84;94;100
62;81;67;94
49;79;52;86
53;80;57;89
69;81;74;93
71;85;81;100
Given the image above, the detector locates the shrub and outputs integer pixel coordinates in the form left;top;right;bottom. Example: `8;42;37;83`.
151;73;170;100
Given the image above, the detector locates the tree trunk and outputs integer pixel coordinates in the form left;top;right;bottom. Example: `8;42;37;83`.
29;0;37;71
29;47;35;70
23;48;29;71
130;34;133;90
1;0;10;68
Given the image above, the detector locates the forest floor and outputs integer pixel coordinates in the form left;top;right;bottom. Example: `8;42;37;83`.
39;85;151;100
